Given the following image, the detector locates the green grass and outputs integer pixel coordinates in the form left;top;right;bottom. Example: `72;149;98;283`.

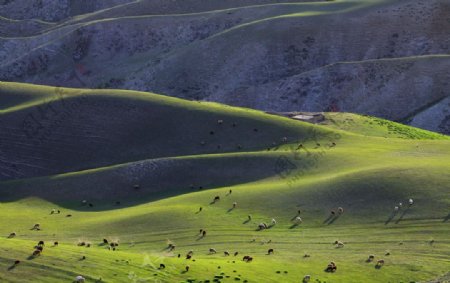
0;82;449;282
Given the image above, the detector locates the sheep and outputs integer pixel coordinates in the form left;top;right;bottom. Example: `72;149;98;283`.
271;218;277;226
229;189;232;194
303;275;311;283
103;238;108;244
398;202;403;208
32;250;41;256
267;248;274;255
245;256;253;262
199;207;202;212
209;248;217;254
282;137;288;142
187;250;194;256
78;242;86;247
394;206;399;211
54;241;59;246
159;264;166;269
335;241;344;248
75;275;86;282
258;223;268;230
185;265;190;272
32;223;41;230
367;255;375;262
14;260;21;265
169;244;176;252
303;254;311;258
8;232;16;238
217;119;223;125
325;261;337;272
295;217;303;224
232;202;237;208
376;259;385;267
243;255;250;261
66;214;72;217
202;230;207;237
186;254;192;260
178;254;181;258
38;240;45;246
81;200;87;206
234;251;239;256
133;184;140;190
51;209;56;214
36;246;44;252
248;215;252;221
408;198;414;206
330;210;336;216
224;251;230;256
338;207;344;214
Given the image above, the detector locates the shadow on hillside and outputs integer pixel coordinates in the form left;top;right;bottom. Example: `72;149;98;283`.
323;215;340;225
395;207;410;224
444;213;450;222
384;210;399;225
7;265;16;271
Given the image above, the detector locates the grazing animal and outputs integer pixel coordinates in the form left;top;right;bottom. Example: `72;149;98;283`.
224;251;230;256
79;242;86;246
54;241;59;246
36;246;44;252
209;248;217;254
14;260;21;265
213;196;220;202
133;184;140;190
246;256;253;262
330;210;336;215
376;259;385;267
51;209;56;214
185;265;190;272
232;202;237;208
8;232;16;238
32;224;40;230
304;254;311;258
303;275;311;283
398;202;403;208
186;254;192;260
282;137;288;142
187;250;194;256
335;241;344;248
408;198;414;206
32;250;41;256
202;230;207;237
385;252;391;256
258;223;268;230
248;215;252;220
75;275;86;282
394;206;399;211
368;255;375;262
295;217;303;224
338;207;344;214
267;248;274;255
199;207;202;212
103;239;108;244
297;209;302;215
159;264;166;269
234;251;239;256
66;214;72;217
178;254;181;258
325;262;337;272
243;255;250;261
217;119;223;125
38;240;44;246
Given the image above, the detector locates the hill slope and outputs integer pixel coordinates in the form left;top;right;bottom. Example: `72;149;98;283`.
0;83;449;283
0;0;449;134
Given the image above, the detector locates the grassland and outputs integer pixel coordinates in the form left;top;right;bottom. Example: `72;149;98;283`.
0;82;449;282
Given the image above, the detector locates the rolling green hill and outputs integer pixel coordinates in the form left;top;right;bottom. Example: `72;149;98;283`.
0;82;449;283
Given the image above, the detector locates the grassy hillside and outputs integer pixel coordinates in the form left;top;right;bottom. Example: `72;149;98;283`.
0;83;449;283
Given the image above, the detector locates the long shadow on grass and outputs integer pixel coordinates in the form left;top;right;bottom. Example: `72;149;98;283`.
395;207;411;224
444;213;450;222
385;210;399;225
